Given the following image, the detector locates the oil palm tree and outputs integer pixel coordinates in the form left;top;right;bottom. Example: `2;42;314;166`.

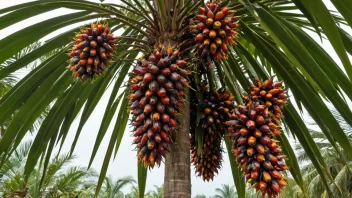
1;0;352;197
214;184;237;198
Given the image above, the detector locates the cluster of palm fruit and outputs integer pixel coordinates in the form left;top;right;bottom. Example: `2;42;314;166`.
129;48;189;168
190;83;235;181
68;23;117;81
226;78;289;198
191;1;239;61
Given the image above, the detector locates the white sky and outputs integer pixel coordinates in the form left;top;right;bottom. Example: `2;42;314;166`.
0;0;351;197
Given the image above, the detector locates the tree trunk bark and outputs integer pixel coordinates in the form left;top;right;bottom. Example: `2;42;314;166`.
164;88;191;198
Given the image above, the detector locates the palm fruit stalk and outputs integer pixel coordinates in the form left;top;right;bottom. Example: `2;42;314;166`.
68;23;118;81
190;82;235;181
226;79;289;198
191;1;239;61
129;48;189;168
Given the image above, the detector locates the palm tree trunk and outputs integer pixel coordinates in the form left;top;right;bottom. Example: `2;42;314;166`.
163;89;191;198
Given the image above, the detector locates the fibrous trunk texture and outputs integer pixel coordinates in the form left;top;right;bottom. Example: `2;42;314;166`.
164;89;191;198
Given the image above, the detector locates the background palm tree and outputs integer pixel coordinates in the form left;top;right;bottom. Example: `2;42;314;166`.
98;176;135;198
1;0;352;197
147;185;163;198
214;184;237;198
0;141;97;198
292;108;352;198
125;186;150;198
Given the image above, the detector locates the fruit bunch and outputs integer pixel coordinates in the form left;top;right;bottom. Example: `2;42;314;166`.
129;49;189;168
226;79;288;197
244;78;288;121
68;23;117;81
191;1;239;61
190;84;235;181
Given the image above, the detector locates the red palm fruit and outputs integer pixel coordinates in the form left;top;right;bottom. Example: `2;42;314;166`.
139;96;148;106
133;66;147;75
164;81;174;89
274;81;283;88
271;180;282;193
152;121;161;132
213;21;222;30
215;37;222;46
141;133;148;145
204;38;210;46
156;102;165;113
147;129;154;138
255;144;265;154
169;119;176;127
256;115;265;125
161;96;170;105
248;136;256;146
199;7;206;14
203;28;210;35
210;43;217;54
148;64;159;74
144;104;154;114
152;112;160;121
135;113;146;122
155;133;162;143
278;93;288;99
197;15;207;23
197;22;206;30
239;114;248;122
133;136;142;144
259;181;267;191
255;105;265;113
130;101;140;110
247;147;255;156
209;30;217;38
251;170;259;180
252;161;261;171
132;90;143;100
156;88;166;97
156;75;166;85
207;10;214;19
263;161;274;170
256;154;265;162
277;179;287;187
176;60;187;67
260;136;272;145
215;11;224;20
260;125;270;133
265;153;278;164
222;6;229;15
237;137;247;146
162;114;170;123
253;129;262;138
263;171;272;182
160;131;171;142
269;88;280;95
206;18;214;26
196;33;204;41
239;128;249;136
271;170;282;179
169;73;180;82
148;139;156;149
155;51;161;59
143;73;153;83
145;90;153;98
246;120;256;130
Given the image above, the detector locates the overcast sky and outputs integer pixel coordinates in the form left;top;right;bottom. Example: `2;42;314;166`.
0;0;351;197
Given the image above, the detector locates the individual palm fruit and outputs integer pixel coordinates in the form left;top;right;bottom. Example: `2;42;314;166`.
191;1;239;61
189;83;235;181
226;79;289;197
129;49;189;168
69;23;117;81
244;78;288;122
